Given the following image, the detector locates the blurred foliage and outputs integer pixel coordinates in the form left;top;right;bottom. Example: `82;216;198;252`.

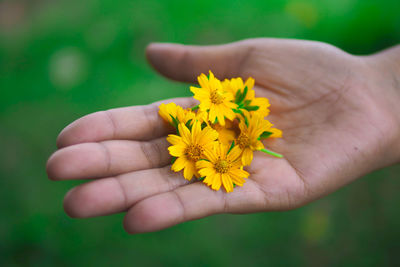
0;0;399;266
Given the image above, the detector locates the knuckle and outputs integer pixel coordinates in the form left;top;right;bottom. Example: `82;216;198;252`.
139;140;163;168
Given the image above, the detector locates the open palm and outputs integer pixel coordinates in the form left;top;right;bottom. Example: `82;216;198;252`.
47;38;399;233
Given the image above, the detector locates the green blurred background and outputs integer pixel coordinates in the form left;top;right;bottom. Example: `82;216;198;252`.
0;0;399;266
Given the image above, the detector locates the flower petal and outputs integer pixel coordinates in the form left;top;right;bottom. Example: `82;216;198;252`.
168;145;186;157
178;123;192;143
269;128;283;138
244;77;255;90
210;173;222;191
198;165;216;177
231;167;249;179
227;145;242;161
166;134;182;145
191;120;201;144
171;157;186;172
221;173;233;193
196;160;213;170
203;145;218;162
183;161;196;181
242;148;253;166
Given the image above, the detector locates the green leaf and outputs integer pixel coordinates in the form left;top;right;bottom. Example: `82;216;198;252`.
243;100;252;106
244;105;259;111
236;86;248;104
171;157;177;164
198;177;205;181
185;119;192;130
260;131;273;139
235;89;242;103
243;86;248;98
244;115;249;127
191;105;199;111
169;114;180;135
233;108;244;115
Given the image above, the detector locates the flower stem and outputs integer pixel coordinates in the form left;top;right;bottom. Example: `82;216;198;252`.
259;148;283;158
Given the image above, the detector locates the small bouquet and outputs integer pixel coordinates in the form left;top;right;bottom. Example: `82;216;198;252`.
159;71;282;193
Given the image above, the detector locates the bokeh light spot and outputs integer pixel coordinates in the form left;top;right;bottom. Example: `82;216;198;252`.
285;1;319;28
49;47;88;90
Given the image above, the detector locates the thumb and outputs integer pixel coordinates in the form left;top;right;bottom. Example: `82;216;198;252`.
145;40;255;83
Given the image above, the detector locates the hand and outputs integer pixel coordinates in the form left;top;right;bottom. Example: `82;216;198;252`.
46;38;400;233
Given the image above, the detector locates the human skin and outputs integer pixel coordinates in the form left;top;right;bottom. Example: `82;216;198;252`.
46;39;400;234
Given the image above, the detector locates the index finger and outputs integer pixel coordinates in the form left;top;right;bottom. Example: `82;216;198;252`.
57;97;197;148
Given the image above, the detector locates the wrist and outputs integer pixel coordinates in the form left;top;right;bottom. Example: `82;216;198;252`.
364;45;400;165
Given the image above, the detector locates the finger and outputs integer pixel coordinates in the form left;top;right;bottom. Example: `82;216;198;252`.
57;97;197;148
146;40;257;83
123;180;268;234
63;165;191;218
47;137;171;180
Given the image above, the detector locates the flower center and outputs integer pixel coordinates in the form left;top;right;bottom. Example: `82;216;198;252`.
237;133;250;149
210;90;224;104
185;144;203;161
214;159;231;173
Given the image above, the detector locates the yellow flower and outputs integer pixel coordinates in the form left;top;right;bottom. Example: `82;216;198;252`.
167;120;218;181
159;102;195;126
197;143;249;193
195;109;208;123
236;114;281;166
222;76;270;117
190;71;237;126
222;77;254;96
208;119;236;145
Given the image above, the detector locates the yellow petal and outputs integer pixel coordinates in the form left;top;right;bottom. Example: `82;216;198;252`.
183;161;196;181
229;172;246;186
191;87;209;99
191;120;201;144
166;134;182;145
196;160;213;170
231;168;250;179
242;148;253;166
227;145;242;161
224;107;236;121
168;145;186;157
158;103;170;123
203;174;213;186
198;74;209;88
199;100;211;111
208;106;217;124
225;101;238;109
244;77;255;90
218;128;235;145
203;146;218;162
217;112;225;126
178;123;192;143
269;128;283;138
171;157;186;172
200;127;218;144
210;173;222;191
198;166;215;177
221;173;233;193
